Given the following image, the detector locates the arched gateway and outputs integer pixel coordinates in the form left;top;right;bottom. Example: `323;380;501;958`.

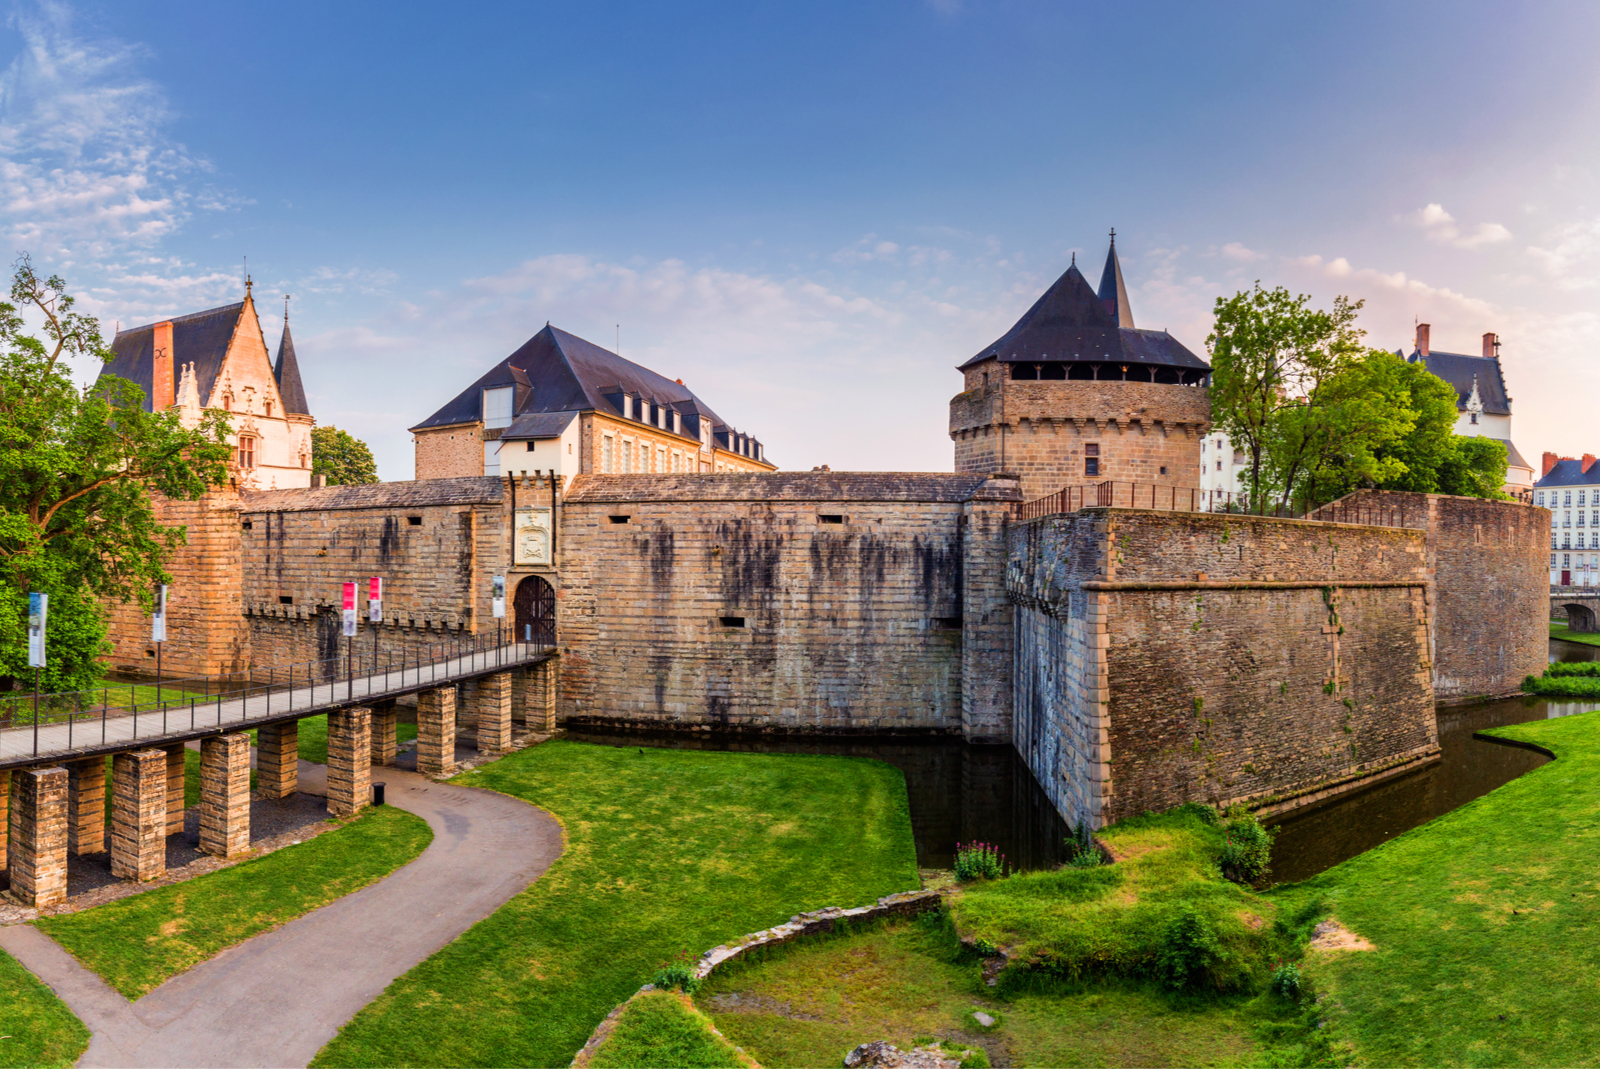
514;575;556;645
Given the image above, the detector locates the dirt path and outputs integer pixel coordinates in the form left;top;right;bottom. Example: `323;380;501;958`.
0;765;562;1068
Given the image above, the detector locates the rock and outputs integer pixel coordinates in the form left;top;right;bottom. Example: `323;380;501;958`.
971;1010;996;1028
842;1041;963;1068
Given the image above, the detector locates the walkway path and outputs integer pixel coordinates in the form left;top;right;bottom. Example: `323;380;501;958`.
0;765;563;1068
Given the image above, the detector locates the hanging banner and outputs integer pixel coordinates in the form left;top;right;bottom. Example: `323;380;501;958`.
27;592;47;668
152;584;168;643
342;581;357;637
368;576;383;623
492;575;506;618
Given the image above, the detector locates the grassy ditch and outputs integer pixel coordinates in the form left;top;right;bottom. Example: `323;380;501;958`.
312;740;919;1068
1271;709;1600;1066
581;990;753;1069
0;950;91;1068
37;805;432;999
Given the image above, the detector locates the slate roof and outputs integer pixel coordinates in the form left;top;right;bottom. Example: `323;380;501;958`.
1097;233;1133;327
564;472;1001;504
959;260;1208;372
500;410;580;440
100;302;247;411
273;321;311;416
410;324;764;458
1406;348;1510;416
1534;458;1600;489
1500;439;1531;472
241;476;505;513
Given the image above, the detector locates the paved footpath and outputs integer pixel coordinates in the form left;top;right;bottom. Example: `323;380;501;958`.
0;765;563;1068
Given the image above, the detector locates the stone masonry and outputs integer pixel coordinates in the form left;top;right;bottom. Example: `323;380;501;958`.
112;750;168;881
9;767;68;908
327;707;372;818
199;734;252;858
0;770;10;872
526;660;558;733
417;687;456;775
67;758;106;856
165;745;186;836
476;672;512;754
371;703;398;766
257;721;299;799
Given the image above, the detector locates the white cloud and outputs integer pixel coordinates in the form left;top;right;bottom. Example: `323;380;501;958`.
1526;215;1600;291
1401;203;1512;249
1220;241;1266;262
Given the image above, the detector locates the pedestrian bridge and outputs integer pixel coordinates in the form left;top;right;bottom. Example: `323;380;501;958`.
1553;587;1600;632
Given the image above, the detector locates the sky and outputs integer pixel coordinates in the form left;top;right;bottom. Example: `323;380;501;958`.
2;0;1598;479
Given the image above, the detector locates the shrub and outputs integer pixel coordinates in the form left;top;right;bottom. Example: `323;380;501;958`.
648;953;701;993
1523;671;1600;697
954;842;1006;882
1156;907;1221;990
1066;822;1104;867
1172;801;1220;826
1217;807;1274;885
1271;960;1302;1000
1546;661;1600;677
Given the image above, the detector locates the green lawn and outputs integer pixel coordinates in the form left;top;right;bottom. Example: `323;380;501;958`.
584;990;752;1069
1550;622;1600;647
1273;709;1600;1067
36;805;432;999
312;740;919;1068
0;949;91;1067
246;713;417;766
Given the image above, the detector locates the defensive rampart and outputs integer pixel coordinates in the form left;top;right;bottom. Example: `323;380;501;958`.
1008;508;1439;829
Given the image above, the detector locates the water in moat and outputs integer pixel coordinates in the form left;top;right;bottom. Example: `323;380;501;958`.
568;639;1592;881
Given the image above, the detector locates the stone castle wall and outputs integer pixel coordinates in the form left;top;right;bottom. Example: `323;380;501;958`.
413;425;485;481
950;368;1210;501
557;472;1019;735
1008;508;1439;829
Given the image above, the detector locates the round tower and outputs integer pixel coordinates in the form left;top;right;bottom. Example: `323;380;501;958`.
949;233;1212;502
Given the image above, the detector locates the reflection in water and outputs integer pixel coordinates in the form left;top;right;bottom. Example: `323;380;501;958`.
563;728;1073;872
568;641;1595;882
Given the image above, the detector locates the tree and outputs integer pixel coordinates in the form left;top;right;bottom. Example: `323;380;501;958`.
0;257;233;692
311;426;378;485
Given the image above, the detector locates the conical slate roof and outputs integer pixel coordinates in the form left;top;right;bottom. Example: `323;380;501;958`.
274;321;311;416
1097;230;1133;328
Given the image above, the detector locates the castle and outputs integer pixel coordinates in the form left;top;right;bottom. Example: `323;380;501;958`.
98;236;1547;830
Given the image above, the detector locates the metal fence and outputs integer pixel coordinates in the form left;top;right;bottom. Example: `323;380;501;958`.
0;629;550;764
1015;482;1414;529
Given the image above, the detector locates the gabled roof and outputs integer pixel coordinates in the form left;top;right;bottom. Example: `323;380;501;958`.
1097;232;1133;327
958;260;1208;372
274;321;311;416
1407;348;1510;416
1536;458;1600;488
100;302;246;411
409;324;735;439
501;410;579;440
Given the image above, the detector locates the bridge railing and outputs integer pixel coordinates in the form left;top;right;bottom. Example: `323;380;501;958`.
1015;482;1414;529
0;628;551;763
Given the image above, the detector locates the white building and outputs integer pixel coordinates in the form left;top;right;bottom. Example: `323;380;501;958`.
1534;455;1600;586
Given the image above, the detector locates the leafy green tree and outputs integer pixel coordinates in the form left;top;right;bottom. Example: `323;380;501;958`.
1435;436;1509;500
0;258;233;692
311;426;378;485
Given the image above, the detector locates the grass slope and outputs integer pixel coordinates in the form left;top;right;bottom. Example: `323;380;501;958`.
1550;622;1600;647
0;950;90;1068
1278;710;1600;1067
37;806;432;999
312;740;919;1068
585;991;751;1069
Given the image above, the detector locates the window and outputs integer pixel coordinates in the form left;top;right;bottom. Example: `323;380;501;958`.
1583;492;1589;506
265;401;273;417
1085;442;1100;477
602;435;614;473
719;616;746;628
1537;492;1545;506
819;515;845;524
407;516;422;525
673;412;682;435
482;386;514;429
1580;512;1586;527
279;595;293;605
1564;533;1571;548
242;520;253;530
1215;439;1222;448
237;436;255;469
526;441;536;451
1216;461;1222;471
1564;554;1571;567
622;395;634;420
1159;466;1168;476
1566;492;1573;506
1470;412;1478;424
622;439;633;474
483;440;501;476
223;395;232;412
609;515;631;524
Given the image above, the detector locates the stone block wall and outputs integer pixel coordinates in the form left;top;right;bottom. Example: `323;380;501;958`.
950;373;1210;501
1009;508;1438;829
1325;490;1547;701
414;424;486;480
560;472;1018;735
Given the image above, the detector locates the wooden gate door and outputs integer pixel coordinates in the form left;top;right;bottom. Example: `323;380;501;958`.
514;575;556;645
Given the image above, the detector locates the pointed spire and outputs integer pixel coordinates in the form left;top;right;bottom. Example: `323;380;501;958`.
274;316;311;417
1097;228;1134;328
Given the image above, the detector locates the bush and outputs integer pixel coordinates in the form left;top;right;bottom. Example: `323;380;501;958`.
1156;908;1221;990
1217;807;1274;885
1524;670;1600;697
1066;822;1104;867
954;842;1006;882
648;953;701;994
1546;661;1600;677
1271;960;1302;1000
1173;801;1220;826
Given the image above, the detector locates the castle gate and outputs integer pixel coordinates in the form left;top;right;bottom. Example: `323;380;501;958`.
515;575;556;645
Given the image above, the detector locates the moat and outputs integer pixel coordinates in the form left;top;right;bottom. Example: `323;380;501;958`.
570;637;1588;882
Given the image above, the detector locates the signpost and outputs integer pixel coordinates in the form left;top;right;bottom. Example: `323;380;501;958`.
343;581;357;699
28;592;46;755
492;575;506;647
152;584;167;707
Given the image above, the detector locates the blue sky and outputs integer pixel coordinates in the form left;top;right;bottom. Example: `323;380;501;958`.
5;0;1599;477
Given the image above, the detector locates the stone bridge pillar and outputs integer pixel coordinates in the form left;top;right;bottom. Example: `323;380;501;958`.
111;750;166;882
0;770;10;873
164;744;186;836
327;707;372;818
199;734;251;858
517;658;558;734
67;758;105;857
8;767;67;908
257;722;299;799
370;701;398;767
477;672;512;754
417;687;456;775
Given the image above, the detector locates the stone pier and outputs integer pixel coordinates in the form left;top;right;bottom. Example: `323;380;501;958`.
67;758;106;856
164;744;186;836
8;767;68;908
257;721;299;800
371;702;397;767
327;707;371;818
0;769;12;873
417;687;456;775
529;658;558;733
199;734;251;858
476;672;512;754
112;750;167;882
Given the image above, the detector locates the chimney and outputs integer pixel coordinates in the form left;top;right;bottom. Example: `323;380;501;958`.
151;321;175;409
1416;323;1430;357
1543;451;1561;478
1483;332;1498;360
1585;455;1598;475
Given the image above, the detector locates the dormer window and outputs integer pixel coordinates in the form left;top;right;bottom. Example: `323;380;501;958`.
482;386;514;429
623;395;634;420
673;411;683;435
1470;411;1478;424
